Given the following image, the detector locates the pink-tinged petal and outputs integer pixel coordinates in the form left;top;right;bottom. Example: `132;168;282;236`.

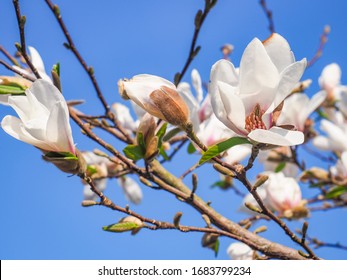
1;115;53;151
319;63;341;90
218;81;247;134
263;33;295;72
271;58;307;111
248;127;304;146
198;95;212;122
178;82;200;131
46;101;75;154
191;69;203;103
239;38;278;96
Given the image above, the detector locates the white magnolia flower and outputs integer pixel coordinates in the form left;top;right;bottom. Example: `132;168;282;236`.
319;63;342;96
277;92;327;132
1;79;75;154
330;151;347;179
264;172;302;214
209;33;306;146
177;69;212;131
118;176;143;205
14;46;52;82
111;102;137;132
313;119;347;153
118;74;189;127
227;242;253;260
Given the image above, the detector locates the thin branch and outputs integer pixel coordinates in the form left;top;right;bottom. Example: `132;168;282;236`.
174;0;217;86
259;0;275;34
0;45;20;66
12;0;41;79
307;25;330;68
160;138;188;163
0;59;35;82
179;162;200;180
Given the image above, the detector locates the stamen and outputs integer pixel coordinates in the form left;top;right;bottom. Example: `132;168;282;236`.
245;104;266;132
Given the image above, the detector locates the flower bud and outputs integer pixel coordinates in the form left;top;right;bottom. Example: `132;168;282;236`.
227;242;253;260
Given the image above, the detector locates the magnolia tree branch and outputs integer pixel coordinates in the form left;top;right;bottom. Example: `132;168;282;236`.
307;25;330;68
44;0;134;145
12;0;41;79
174;0;217;86
259;0;275;34
0;59;35;81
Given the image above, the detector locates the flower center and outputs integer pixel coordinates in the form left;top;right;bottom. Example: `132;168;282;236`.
245;104;266;132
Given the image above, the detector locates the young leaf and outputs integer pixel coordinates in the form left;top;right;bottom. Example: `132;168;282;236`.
0;84;26;95
102;222;140;233
275;162;286;173
187;142;196;154
44;151;78;160
325;186;347;199
199;137;250;165
156;122;168;147
214;238;220;257
123;145;144;161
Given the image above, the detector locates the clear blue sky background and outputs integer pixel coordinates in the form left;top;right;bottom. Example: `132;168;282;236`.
0;0;347;260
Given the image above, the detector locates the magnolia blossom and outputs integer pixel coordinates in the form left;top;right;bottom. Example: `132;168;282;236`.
313;119;347;153
82;152;109;201
227;242;253;260
118;74;189;127
177;69;212;131
319;63;342;99
264;172;303;214
209;33;306;146
277;92;326;132
111;102;137;132
14;46;51;82
1;79;75;154
118;176;143;205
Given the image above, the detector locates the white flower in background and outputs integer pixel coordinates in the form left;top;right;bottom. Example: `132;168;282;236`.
118;176;143;205
111;102;137;132
313;119;347;153
264;172;303;215
239;187;270;215
227;242;253;260
82;151;109;201
277;92;327;132
14;46;52;82
330;151;347;179
1;79;75;154
258;147;299;177
319;63;342;98
177;69;212;131
118;74;189;127
209;33;306;146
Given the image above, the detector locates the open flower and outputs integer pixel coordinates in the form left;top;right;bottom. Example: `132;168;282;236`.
1;79;75;154
209;33;306;146
227;242;253;260
118;74;190;127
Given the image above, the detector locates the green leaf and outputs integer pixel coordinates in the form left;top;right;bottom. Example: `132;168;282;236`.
199;137;250;165
214;238;220;257
123;145;144;161
136;132;146;150
0;84;26;95
325;186;347;199
159;146;169;160
275;162;286;173
317;109;329;120
44;151;78;160
187;142;196;154
87;165;97;176
102;222;140;233
53;63;60;76
156;122;167;147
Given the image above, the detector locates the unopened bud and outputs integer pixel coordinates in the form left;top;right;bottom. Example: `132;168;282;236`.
201;233;219;248
244;202;262;214
253;175;269;190
212;163;235;177
300;168;329;182
81;200;98;207
221;44;234;57
253;225;267;234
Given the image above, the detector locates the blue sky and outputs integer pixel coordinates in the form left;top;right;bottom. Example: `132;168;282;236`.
1;0;347;260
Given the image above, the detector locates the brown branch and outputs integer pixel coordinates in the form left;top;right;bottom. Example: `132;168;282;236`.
174;0;217;86
259;0;275;34
0;45;20;66
0;59;35;82
12;0;41;79
307;25;330;68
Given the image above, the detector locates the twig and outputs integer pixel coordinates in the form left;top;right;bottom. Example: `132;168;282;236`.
12;0;41;79
174;0;217;86
0;45;20;66
0;59;35;82
245;145;260;171
179;162;200;180
259;0;275;34
160;138;188;163
307;25;330;68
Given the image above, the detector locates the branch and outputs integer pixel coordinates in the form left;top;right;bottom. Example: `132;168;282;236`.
0;59;35;82
307;25;330;68
174;0;217;86
12;0;41;79
259;0;275;34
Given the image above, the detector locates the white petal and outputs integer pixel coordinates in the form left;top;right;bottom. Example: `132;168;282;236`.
119;177;143;205
239;38;279;96
46;101;75;153
319;63;341;90
300;91;327;124
0;95;9;105
227;242;253;260
224;144;252;164
1;115;53;151
191;69;203;103
248;127;304;146
263;33;295;72
28;46;46;73
112;103;137;132
312;136;333;150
